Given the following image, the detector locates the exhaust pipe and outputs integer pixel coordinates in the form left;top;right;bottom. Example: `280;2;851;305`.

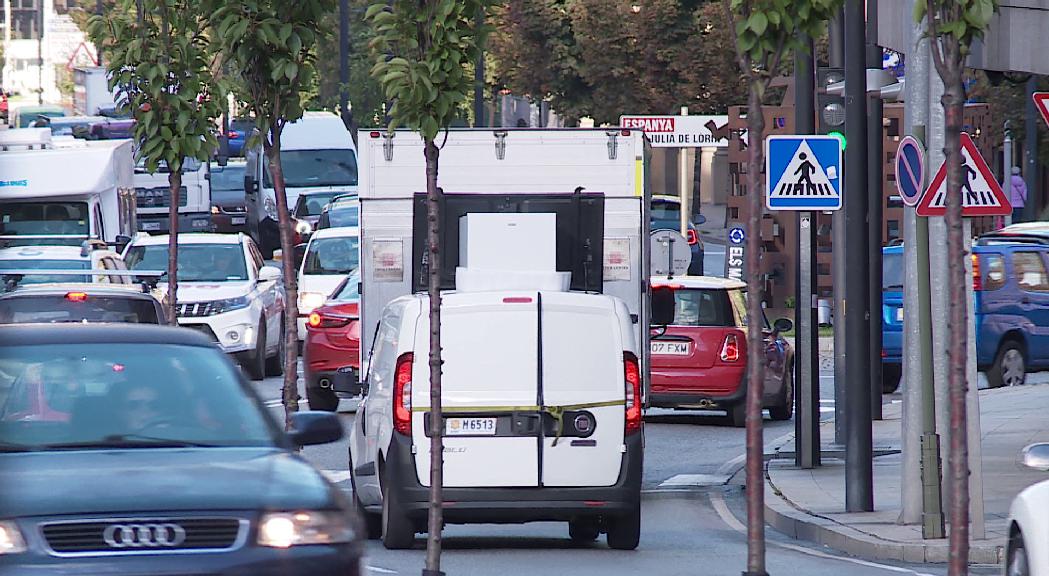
318;378;332;389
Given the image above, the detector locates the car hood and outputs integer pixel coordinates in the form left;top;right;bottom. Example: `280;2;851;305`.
0;447;342;517
163;281;253;303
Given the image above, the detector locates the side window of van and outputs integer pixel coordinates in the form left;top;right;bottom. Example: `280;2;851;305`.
1012;252;1049;292
982;254;1007;291
93;204;105;240
368;313;401;392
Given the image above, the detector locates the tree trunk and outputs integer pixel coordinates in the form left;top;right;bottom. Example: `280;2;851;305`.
265;126;300;430
744;82;768;576
941;61;970;576
423;138;444;574
166;170;182;323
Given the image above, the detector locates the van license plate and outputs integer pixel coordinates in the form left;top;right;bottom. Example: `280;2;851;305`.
232;216;246;225
651;341;689;355
446;417;497;436
141;222;161;231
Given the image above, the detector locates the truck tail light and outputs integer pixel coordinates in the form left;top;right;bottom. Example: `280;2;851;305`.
624;352;642;435
720;334;740;362
686;229;699;245
393;353;413;435
972;253;982;291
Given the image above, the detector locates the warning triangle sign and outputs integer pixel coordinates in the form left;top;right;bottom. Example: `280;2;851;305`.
916;133;1011;217
1035;92;1049;129
768;140;840;202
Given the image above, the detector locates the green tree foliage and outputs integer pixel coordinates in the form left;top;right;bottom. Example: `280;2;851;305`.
208;0;336;427
309;1;388;127
87;0;223;322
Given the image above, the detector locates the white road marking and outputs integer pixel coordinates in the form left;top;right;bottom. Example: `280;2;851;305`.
322;470;352;483
658;474;730;488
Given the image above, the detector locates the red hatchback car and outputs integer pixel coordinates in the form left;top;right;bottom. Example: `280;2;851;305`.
303;273;360;411
649;276;794;427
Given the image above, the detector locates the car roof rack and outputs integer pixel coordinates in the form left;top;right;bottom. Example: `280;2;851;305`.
1;269;165;293
974;233;1049;246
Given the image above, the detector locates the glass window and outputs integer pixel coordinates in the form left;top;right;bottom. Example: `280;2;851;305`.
209;164;245;192
294;192;343;217
982;253;1006;291
727;288;770;328
331;271;361;302
248;242;265;274
264;150;358;188
650;200;683;230
0;259;91;284
0;343;276;450
669;288;733;327
125;244;248;282
1012;252;1049;292
135;157;203;174
0;295;161;324
0;202;90;246
326;204;359;228
883;252;903;291
303;236;360;275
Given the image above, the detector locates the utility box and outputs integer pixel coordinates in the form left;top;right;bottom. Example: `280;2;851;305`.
459;212;557;271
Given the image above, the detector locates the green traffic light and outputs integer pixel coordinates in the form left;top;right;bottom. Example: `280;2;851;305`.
829;130;846;150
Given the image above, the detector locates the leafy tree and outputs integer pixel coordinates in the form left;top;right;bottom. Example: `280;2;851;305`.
87;0;223;321
367;0;491;566
721;0;841;573
309;0;388;127
208;0;335;427
914;1;998;573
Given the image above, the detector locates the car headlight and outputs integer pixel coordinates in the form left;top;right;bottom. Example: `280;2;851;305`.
0;521;26;555
257;511;355;548
263;197;277;219
211;205;221;214
295;220;313;235
298;291;327;314
209;295;251;315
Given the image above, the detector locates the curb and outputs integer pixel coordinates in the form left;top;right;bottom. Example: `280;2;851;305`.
763;476;1004;565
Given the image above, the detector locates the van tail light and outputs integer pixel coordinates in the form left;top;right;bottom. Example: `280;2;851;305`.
720;334;740;362
65;292;88;302
393;353;413;435
972;253;982;291
686;229;699;245
624;352;642;435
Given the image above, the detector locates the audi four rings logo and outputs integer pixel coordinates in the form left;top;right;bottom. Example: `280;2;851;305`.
103;523;187;548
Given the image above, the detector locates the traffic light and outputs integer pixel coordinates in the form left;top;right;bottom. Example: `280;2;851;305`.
817;67;846;150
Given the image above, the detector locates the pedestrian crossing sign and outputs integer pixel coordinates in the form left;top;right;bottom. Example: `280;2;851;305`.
765;135;843;211
916;132;1010;217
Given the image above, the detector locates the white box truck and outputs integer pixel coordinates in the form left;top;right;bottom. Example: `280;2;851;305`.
132;156;213;234
0;129;137;249
347;128;664;550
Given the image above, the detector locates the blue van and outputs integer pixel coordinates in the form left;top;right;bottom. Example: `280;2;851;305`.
882;236;1049;391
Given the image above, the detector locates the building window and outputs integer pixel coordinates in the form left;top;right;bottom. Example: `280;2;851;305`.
887;220;900;241
887;117;901;137
729;207;740;219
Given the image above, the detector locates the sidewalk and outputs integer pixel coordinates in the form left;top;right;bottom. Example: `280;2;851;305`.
762;382;1049;564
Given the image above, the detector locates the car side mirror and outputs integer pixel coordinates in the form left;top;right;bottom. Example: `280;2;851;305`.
258;265;282;283
650;285;676;327
1020;443;1049;471
694;214;707;225
773;318;793;334
245;175;257;195
287;411;343;446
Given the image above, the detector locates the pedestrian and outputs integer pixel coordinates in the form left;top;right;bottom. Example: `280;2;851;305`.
1010;166;1027;224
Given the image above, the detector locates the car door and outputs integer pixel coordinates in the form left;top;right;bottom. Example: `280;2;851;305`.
1011;250;1049;365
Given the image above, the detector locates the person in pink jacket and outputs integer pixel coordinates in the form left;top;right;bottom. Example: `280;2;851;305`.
1010;166;1028;224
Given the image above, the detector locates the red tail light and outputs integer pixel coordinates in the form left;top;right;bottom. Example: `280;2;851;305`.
65;292;88;302
227;130;240;139
720;334;740;362
393;352;413;435
686;229;699;245
624;352;642;434
307;312;353;329
972;253;982;291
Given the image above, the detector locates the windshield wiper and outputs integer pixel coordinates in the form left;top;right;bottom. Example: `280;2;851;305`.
43;434;219;450
0;441;36;453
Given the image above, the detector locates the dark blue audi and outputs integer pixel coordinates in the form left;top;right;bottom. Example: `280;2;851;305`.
0;324;363;575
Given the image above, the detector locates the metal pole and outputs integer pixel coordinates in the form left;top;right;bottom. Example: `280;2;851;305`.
829;8;847;445
95;0;103;65
844;0;873;512
1004;122;1013;226
679;108;690;239
473;7;485;127
37;1;44;105
866;0;884;421
1025;77;1039;222
795;33;820;469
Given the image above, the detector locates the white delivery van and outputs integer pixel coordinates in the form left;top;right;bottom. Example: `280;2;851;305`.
133;155;213;234
348;129;666;551
0;129;137;249
244;111;358;257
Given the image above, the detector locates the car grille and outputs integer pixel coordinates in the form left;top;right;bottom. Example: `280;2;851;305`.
41;517;246;556
136;186;188;208
178;302;221;318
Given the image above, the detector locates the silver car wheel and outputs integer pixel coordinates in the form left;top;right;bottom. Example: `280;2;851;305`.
1002;348;1026;387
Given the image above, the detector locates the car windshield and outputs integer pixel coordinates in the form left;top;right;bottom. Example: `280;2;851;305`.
303;236;359;275
125;244;248;282
0;202;90;246
0;295;160;324
264;149;358;188
209;164;245;192
0;259;91;285
326;204;359;228
668;288;734;327
883;252;903;291
295;192;342;217
0;343;276;450
331;272;360;302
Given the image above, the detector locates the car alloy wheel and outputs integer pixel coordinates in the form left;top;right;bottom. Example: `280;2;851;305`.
1002;348;1026;387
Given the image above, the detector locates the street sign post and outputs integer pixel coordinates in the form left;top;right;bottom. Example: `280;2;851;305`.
895;136;926;207
724;223;746;282
1034;92;1049;129
916;133;1011;217
765;135;844;211
620;115;730;148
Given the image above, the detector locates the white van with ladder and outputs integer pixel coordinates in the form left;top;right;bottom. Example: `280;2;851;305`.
348;129;665;551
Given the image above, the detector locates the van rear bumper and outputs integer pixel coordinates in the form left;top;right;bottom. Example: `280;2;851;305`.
383;432;643;523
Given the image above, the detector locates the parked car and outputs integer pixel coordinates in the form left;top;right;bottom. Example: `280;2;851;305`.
0;323;362;575
1006;442;1049;576
0;284;167;324
226;117;255;156
648;276;794;427
123;233;286;380
294;191;347;233
316;195;359;230
303;271;360;411
296;227;360;341
881;236;1049;391
209;159;249;234
651;195;705;275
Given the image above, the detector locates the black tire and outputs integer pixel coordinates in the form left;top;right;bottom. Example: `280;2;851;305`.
988;340;1026;389
568;519;600;543
264;316;285;377
381;477;415;550
882;364;902;394
768;364;794;421
243;319;266;381
1007;531;1030;576
350;469;381;540
306;385;339;412
606;501;640;550
729;402;747;428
